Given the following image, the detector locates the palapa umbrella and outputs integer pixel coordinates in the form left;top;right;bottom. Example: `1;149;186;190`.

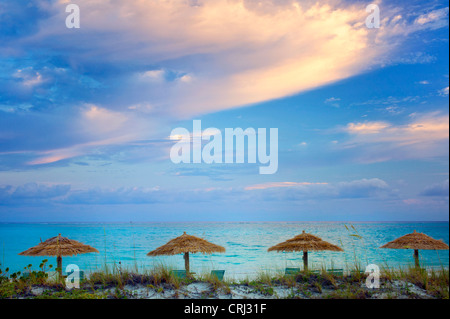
380;230;449;268
147;232;225;273
268;230;343;271
19;234;99;276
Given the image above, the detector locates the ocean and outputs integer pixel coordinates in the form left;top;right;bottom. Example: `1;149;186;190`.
0;222;448;278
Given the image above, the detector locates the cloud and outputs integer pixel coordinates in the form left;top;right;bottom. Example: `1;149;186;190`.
13;68;44;87
1;1;449;168
414;7;449;27
0;183;70;205
420;180;449;197
347;121;391;134
64;187;162;205
1;178;392;207
245;181;328;190
342;112;449;163
244;178;391;199
438;86;449;96
336;178;390;198
2;104;163;166
325;97;341;107
5;0;446;118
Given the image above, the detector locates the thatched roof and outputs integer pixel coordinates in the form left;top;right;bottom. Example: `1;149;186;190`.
380;230;449;250
268;230;344;252
147;232;226;256
19;234;99;257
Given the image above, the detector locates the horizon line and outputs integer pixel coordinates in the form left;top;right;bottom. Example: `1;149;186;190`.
0;220;448;224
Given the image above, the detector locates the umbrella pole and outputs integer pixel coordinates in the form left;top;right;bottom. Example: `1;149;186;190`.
303;251;308;272
414;249;420;269
57;256;63;276
184;252;190;274
56;234;63;277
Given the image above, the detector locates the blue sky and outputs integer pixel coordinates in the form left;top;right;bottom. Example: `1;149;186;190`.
0;0;448;222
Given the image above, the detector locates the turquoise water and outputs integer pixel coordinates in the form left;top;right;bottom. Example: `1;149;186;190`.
0;222;448;279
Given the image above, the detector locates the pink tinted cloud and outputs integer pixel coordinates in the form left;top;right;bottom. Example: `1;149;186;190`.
245;181;328;191
342;112;449;162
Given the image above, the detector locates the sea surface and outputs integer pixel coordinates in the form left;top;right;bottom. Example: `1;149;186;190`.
0;222;448;279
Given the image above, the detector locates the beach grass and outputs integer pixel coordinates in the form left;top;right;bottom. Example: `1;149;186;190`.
1;259;448;299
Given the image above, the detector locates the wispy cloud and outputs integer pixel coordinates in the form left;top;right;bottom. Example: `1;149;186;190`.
342;112;449;163
414;7;449;27
439;86;449;96
325;97;341;108
1;178;393;207
1;0;448;168
420;179;449;197
244;178;391;199
0;183;70;205
9;0;446;117
245;181;328;191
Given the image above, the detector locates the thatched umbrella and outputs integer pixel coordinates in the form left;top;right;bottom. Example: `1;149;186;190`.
19;234;99;276
268;230;343;271
380;230;449;268
147;232;225;273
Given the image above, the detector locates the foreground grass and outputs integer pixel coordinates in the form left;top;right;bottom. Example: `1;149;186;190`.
1;262;448;299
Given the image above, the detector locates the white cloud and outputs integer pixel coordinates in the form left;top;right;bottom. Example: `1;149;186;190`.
347;121;390;134
414;7;449;27
1;178;392;206
299;142;308;147
24;0;448;118
27;104;159;165
420;180;449;197
245;181;328;191
13;68;44;87
325;97;341;107
140;70;166;82
5;1;448;167
325;97;341;103
438;86;449;96
343;112;449;163
244;178;392;199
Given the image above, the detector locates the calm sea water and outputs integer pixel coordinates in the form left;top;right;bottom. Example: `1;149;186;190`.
0;222;448;279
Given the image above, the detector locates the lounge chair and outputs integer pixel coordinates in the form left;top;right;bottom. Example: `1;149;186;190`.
350;269;365;275
170;270;187;278
210;270;225;280
285;268;301;275
326;268;344;276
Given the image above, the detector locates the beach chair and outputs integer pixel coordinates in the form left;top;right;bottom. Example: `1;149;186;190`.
210;270;225;280
327;268;344;276
170;270;187;279
285;268;301;275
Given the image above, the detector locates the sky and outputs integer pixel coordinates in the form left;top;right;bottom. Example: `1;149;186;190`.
0;0;448;222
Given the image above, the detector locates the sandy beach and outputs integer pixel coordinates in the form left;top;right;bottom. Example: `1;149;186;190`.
4;269;447;299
